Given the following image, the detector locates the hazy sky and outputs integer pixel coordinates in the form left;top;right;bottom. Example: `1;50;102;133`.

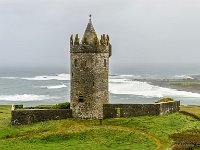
1;0;200;71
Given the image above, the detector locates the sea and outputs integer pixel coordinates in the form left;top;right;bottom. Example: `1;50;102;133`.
1;64;200;107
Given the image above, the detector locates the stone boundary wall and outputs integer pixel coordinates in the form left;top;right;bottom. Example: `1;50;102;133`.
11;101;180;125
11;109;72;125
103;101;180;118
159;101;180;115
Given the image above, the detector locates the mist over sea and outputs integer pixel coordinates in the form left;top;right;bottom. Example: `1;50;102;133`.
1;64;200;106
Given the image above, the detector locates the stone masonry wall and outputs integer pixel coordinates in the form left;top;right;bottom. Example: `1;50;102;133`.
103;101;180;118
70;51;109;119
11;109;72;125
11;101;180;125
103;104;160;118
159;101;180;115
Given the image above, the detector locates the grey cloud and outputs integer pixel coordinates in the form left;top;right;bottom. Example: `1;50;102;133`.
0;0;200;72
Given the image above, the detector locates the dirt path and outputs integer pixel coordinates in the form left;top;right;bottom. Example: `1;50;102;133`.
94;125;165;150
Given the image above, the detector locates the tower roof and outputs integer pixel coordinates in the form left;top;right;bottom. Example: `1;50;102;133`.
83;15;97;43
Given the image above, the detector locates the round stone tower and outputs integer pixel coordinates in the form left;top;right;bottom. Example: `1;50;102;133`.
70;16;112;119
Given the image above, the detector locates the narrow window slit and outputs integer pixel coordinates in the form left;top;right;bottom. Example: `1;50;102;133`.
74;59;77;67
78;96;84;102
104;59;106;67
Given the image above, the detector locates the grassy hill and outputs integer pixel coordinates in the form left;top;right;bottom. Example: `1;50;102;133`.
180;105;200;118
0;105;200;150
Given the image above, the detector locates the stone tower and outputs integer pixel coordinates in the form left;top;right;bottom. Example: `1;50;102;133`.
70;16;112;119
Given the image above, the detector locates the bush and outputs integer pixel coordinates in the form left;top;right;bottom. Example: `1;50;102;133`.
157;97;174;103
170;129;200;149
51;102;70;109
24;105;52;109
14;105;23;109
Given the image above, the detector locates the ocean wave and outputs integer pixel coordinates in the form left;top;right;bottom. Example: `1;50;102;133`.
1;74;196;81
22;74;70;81
109;74;141;79
0;94;60;101
173;75;194;80
109;78;128;83
40;84;67;89
0;77;18;79
109;80;200;98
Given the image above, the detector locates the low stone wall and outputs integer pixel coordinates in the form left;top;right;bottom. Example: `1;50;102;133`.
11;109;72;125
11;101;180;125
159;101;180;115
103;101;180;118
103;104;160;118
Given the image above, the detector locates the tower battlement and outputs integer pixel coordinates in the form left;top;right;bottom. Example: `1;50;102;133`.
70;34;112;56
70;44;111;54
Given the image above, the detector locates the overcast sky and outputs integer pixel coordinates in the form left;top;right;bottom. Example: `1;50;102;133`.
1;0;200;72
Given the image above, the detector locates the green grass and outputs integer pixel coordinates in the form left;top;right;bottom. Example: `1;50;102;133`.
103;113;200;148
0;119;157;150
0;128;156;150
0;105;11;127
180;105;200;118
1;105;200;149
0;105;11;118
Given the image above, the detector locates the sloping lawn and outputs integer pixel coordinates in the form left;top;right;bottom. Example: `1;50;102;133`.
1;105;200;150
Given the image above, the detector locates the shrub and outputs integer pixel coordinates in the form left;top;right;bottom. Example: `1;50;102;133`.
51;102;70;109
14;105;23;109
170;129;200;149
157;97;174;103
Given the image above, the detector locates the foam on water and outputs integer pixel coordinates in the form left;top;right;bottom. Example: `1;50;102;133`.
0;77;18;79
22;74;70;81
173;75;194;80
109;78;200;98
111;74;141;78
0;73;195;80
0;94;59;101
40;84;67;89
1;73;200;103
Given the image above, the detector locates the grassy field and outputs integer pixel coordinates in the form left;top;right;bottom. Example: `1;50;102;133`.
180;105;200;118
0;105;200;150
